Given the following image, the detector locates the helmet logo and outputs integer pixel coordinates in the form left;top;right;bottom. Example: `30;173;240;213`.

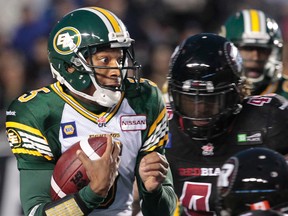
183;80;214;92
224;42;243;75
53;27;82;55
217;160;236;196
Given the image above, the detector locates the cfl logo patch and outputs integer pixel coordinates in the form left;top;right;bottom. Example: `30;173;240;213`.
97;116;107;127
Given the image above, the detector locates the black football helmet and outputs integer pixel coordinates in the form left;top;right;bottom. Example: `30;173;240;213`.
168;33;245;140
216;147;288;216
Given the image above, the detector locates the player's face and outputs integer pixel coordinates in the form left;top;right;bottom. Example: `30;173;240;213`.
179;94;220;126
239;46;271;79
69;48;124;103
89;48;123;88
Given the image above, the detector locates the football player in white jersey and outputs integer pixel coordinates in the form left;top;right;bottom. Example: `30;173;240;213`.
5;7;177;216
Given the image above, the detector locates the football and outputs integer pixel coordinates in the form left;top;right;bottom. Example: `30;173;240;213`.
50;136;107;200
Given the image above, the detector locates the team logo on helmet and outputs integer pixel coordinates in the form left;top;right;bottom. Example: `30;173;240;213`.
224;42;243;75
217;158;237;196
53;27;82;55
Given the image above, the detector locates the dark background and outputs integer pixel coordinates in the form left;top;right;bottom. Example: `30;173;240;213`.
1;0;288;215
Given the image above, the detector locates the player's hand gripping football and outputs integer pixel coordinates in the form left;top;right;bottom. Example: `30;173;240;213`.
139;152;169;192
76;135;121;197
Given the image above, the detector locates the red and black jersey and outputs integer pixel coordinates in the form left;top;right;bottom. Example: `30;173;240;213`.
165;94;288;215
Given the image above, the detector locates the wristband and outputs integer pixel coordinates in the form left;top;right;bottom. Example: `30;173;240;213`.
44;193;91;216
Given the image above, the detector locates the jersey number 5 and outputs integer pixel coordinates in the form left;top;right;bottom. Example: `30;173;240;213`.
18;87;50;103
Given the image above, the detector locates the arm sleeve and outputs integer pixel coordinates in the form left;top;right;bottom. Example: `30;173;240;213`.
133;82;177;215
6;99;106;216
135;159;177;216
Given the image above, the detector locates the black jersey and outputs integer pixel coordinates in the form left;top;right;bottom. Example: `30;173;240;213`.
165;94;288;215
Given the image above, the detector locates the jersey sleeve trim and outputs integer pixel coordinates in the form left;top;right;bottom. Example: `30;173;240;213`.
142;107;169;152
6;121;53;160
6;121;45;138
51;82;123;124
148;107;166;137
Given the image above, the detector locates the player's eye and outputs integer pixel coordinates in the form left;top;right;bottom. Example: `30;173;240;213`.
118;57;124;65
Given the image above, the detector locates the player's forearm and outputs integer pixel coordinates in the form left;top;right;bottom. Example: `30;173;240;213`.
141;184;177;216
135;152;177;215
78;185;106;209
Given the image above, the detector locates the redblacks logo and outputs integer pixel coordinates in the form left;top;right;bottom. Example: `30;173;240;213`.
178;167;221;177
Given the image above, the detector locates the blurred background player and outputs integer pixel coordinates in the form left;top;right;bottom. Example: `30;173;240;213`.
165;33;288;215
220;9;288;97
216;147;288;215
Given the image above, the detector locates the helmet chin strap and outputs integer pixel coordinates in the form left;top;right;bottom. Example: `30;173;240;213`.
247;74;264;84
50;62;122;108
89;73;122;107
51;36;126;107
73;51;122;107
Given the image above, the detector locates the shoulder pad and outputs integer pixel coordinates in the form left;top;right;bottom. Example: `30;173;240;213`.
245;94;288;110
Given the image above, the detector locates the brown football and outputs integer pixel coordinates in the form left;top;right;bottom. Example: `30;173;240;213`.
50;136;107;200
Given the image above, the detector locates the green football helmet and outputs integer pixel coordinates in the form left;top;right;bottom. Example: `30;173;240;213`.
48;7;140;107
220;9;283;94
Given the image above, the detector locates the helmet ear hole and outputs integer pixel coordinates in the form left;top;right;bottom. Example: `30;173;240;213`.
66;66;75;74
61;62;92;91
